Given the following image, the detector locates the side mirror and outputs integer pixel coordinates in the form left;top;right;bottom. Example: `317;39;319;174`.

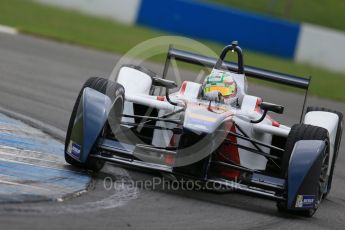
251;101;284;124
152;77;177;89
260;102;284;114
151;77;178;106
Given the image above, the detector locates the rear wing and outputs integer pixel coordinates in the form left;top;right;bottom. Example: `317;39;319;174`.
162;43;311;121
163;48;310;90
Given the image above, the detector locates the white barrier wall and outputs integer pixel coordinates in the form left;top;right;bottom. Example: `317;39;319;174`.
296;23;345;73
35;0;141;25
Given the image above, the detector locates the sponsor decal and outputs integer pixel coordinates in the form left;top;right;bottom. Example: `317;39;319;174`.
71;142;81;158
188;112;217;123
207;75;223;83
295;195;315;208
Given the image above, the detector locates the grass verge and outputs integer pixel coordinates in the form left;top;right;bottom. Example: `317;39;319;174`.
209;0;345;32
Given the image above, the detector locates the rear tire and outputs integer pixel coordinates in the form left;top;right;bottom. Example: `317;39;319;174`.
306;107;343;197
64;77;124;172
278;124;329;217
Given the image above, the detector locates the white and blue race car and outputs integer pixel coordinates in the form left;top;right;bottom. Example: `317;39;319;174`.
64;41;343;217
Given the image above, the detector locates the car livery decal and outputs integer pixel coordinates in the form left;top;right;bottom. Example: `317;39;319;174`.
295;195;315;208
186;112;217;128
188;112;217;123
71;142;81;158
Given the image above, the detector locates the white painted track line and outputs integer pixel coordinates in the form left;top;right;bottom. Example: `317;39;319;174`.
0;25;17;35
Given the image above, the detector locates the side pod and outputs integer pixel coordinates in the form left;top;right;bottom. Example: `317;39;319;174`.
69;87;112;163
287;140;327;210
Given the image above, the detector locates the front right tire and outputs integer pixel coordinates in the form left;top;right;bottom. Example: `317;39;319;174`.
278;124;330;217
306;106;343;197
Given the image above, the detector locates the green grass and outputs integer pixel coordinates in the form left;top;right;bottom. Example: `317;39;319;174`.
0;0;344;101
0;0;164;54
209;0;345;32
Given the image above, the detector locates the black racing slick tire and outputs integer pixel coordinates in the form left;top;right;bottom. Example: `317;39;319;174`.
278;124;330;217
306;107;343;197
64;77;125;172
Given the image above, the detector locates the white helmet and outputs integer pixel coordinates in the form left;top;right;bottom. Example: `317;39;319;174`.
202;70;239;106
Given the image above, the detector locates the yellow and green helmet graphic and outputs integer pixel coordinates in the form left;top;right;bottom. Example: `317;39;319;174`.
203;71;237;97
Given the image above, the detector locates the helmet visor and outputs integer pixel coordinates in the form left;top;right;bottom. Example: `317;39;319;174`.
203;83;236;97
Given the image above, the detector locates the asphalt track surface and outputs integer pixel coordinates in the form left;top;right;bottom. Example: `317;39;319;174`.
0;32;344;230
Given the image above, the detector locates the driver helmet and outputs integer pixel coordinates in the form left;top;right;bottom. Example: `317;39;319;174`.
202;70;238;105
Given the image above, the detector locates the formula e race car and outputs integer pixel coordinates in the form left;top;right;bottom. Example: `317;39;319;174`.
65;41;343;217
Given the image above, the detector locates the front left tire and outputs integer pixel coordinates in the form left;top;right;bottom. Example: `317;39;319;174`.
64;77;124;172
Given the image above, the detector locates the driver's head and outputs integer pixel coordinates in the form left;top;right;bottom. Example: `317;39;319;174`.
202;70;237;104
